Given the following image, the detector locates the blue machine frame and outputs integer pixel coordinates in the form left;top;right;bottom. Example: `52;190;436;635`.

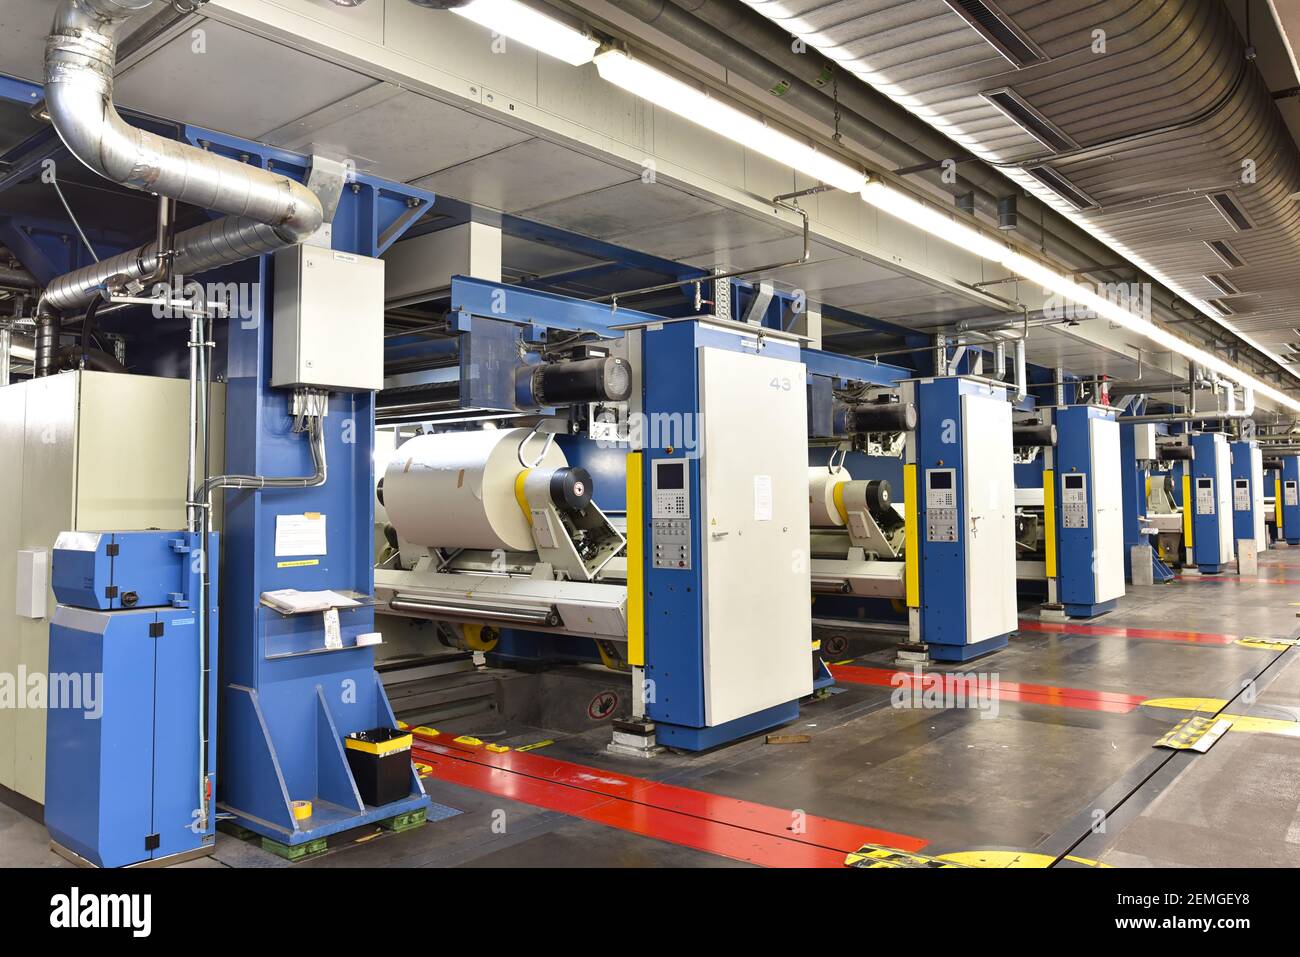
1051;405;1122;618
1281;456;1300;545
203;139;452;845
1189;433;1232;574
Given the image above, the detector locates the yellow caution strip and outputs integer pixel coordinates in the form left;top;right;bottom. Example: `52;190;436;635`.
515;739;554;752
625;452;646;666
1182;474;1194;548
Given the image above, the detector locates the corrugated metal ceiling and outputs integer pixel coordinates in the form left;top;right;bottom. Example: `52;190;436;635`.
744;0;1300;364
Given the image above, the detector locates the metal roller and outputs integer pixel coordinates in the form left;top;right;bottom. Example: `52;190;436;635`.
522;356;632;407
1158;444;1194;461
1012;422;1058;447
845;401;917;434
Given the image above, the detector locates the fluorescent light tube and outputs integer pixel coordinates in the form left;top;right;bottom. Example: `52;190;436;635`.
594;49;866;193
451;0;599;66
861;178;1300;413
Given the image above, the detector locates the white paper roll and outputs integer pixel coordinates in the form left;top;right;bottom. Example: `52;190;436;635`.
809;465;854;528
384;428;568;551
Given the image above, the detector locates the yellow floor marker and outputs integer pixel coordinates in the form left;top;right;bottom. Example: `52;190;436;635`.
845;845;1108;868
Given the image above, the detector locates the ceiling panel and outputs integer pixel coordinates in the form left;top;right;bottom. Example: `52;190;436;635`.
266;85;535;184
114;20;375;140
418;138;637;213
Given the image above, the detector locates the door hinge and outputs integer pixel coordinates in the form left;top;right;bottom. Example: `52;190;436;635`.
149;622;165;638
144;833;160;851
105;585;118;599
106;543;120;557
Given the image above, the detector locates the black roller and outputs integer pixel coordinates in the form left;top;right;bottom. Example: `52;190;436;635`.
1159;444;1194;461
864;479;892;514
847;401;917;434
532;356;632;406
1012;422;1057;447
549;466;594;511
376;477;385;507
1264;459;1285;471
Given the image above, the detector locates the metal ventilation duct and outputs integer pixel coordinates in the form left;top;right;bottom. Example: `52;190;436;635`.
742;0;1300;358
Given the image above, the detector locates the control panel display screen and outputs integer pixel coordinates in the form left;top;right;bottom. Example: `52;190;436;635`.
657;462;685;490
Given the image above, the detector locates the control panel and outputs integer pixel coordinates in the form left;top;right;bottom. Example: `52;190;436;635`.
651;458;692;569
1233;478;1250;512
1287;481;1298;508
925;468;958;543
1061;473;1089;529
1195;477;1215;515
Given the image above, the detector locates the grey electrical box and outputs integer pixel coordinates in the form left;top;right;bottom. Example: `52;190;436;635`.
271;245;385;392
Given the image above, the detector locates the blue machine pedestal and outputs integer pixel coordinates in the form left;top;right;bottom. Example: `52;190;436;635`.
656;699;800;751
1198;564;1227;575
928;633;1010;663
1065;599;1118;619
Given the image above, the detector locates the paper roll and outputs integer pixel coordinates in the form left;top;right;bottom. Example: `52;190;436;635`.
384;428;568;551
809;465;854;528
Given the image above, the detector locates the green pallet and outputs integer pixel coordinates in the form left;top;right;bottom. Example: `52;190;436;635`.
380;807;427;833
260;836;329;861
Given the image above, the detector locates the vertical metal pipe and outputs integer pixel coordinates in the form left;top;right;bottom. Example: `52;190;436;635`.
0;327;10;387
1054;366;1066;406
1015;338;1027;400
933;334;947;376
993;340;1007;381
34;315;59;377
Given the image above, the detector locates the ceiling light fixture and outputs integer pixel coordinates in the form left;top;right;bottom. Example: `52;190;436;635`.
444;0;599;66
860;177;1300;413
593;49;867;193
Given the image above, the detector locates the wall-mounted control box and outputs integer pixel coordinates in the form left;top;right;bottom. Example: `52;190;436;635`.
271;245;385;392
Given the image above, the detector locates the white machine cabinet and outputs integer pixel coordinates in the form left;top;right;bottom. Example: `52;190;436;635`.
697;347;812;725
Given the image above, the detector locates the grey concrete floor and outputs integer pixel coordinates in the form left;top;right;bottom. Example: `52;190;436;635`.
4;547;1299;868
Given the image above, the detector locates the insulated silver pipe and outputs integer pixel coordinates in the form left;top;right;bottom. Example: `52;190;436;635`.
0;328;10;386
36;0;324;317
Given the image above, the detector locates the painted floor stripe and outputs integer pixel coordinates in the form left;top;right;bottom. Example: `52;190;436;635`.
1018;619;1237;645
411;733;925;868
1175;575;1300;585
829;664;1146;714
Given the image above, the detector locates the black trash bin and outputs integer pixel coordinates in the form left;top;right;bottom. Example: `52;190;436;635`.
343;727;413;806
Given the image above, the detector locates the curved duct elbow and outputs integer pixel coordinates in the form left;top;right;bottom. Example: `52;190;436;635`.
45;0;323;245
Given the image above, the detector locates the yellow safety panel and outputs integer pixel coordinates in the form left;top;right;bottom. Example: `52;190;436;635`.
1277;477;1284;538
1043;469;1057;579
1182;474;1193;548
904;464;920;608
625;452;646;666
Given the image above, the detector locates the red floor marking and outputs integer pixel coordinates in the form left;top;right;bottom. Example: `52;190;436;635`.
1175;575;1300;585
1018;619;1237;645
411;732;926;868
828;664;1146;714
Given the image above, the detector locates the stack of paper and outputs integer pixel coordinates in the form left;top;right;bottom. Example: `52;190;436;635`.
261;589;360;615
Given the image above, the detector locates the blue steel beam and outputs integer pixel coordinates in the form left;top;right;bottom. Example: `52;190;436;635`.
450;275;663;335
